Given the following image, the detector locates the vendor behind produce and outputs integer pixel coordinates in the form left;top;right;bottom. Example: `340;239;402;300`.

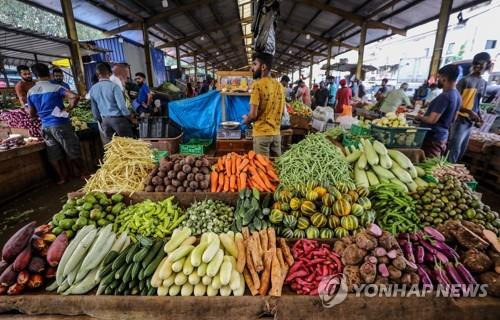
417;64;461;157
132;72;153;117
50;68;70;90
27;63;87;184
14;65;35;108
89;63;134;144
379;82;412;114
243;52;284;157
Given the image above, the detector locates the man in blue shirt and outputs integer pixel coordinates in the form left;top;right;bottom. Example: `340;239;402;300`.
133;72;152;116
50;68;70;90
27;63;86;184
89;63;134;144
327;76;338;108
417;64;461;157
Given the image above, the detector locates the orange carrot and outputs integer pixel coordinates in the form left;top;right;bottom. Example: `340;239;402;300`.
225;155;231;176
257;168;274;190
247;178;254;189
230;175;236;191
248;150;256;160
238;158;249;173
223;176;230;192
255;154;270;168
231;156;237;175
217;172;224;192
239;172;247;190
211;171;218;192
235;157;242;174
254;159;267;171
216;158;224;172
267;168;279;182
248;166;267;191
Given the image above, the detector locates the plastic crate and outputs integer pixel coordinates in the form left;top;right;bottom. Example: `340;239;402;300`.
370;124;430;148
466;180;478;191
342;134;362;149
152;149;169;163
179;138;212;155
350;124;370;136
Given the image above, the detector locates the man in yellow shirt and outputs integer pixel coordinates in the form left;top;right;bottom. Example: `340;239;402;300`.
243;52;284;157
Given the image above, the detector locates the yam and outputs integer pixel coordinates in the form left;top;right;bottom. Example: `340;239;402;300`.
341;244;367;266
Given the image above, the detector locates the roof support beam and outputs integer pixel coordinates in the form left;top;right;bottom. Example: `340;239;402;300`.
105;22;142;36
356;22;367;80
428;0;453;79
146;0;218;26
279;22;357;50
277;41;327;57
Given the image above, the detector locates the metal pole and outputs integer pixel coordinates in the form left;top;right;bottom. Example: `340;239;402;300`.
204;59;208;79
175;44;181;78
142;23;153;87
60;0;86;96
428;0;453;79
326;43;332;77
194;55;197;82
34;54;39;64
309;55;314;88
356;22;367;80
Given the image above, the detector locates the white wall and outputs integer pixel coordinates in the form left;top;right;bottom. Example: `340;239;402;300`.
123;41;147;81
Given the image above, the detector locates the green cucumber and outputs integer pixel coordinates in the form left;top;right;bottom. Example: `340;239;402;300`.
133;246;149;263
144;250;166;277
139;279;145;291
125;243;140;264
102;250;119;267
131;262;141;280
114;263;128;280
117;281;127;294
129;279;138;290
141;240;164;268
109;279;119;290
138;268;145;281
122;263;134;283
123;289;130;296
147;287;156;296
104;285;114;295
98;263;113;280
102;271;116;286
140;287;148;296
112;243;133;271
138;236;153;247
131;287;139;295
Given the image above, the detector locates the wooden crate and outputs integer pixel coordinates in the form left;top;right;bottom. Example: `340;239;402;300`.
141;133;183;156
290;114;310;129
215;138;253;156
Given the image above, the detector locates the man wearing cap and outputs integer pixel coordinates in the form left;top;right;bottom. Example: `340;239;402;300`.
448;52;492;163
335;79;352;113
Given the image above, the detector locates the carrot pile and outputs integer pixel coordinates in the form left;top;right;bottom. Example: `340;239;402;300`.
210;151;279;193
235;227;294;296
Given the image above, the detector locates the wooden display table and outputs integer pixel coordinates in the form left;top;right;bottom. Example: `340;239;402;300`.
0;294;498;320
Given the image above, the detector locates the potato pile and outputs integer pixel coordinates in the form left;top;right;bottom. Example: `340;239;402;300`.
144;156;213;193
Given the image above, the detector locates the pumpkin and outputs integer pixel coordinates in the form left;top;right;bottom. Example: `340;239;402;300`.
290;198;301;211
313;186;328;198
297;217;310;230
335;182;349;194
351;203;364;217
360;209;376;226
279;190;293;203
334;227;349;238
272;202;282;210
320;228;334;239
311;212;327;228
343;194;353;204
322;193;335;207
306;190;319;202
305;226;320;239
321;205;333;216
283;215;298;229
333;198;351;217
290;210;301;219
341;215;359;231
328;215;341;229
269;209;284;224
329;187;343;200
281;228;294;238
358;197;372;210
293;229;306;239
348;190;359;203
300;201;316;216
281;202;291;212
356;186;370;197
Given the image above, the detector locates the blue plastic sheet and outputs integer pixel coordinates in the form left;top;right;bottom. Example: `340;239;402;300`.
168;91;250;141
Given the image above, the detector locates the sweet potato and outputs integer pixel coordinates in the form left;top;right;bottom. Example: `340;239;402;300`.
12;246;31;272
0;285;7;295
0;261;8;275
34;224;51;236
355;232;378;251
7;282;25;295
333;240;347;256
45;267;56;279
378;231;396;251
0;265;18;286
2;221;36;263
392;255;407;271
462;249;492;273
46;233;68;267
479;272;500;297
28;256;45;274
341;244;367;266
388;265;402;280
359;262;377;284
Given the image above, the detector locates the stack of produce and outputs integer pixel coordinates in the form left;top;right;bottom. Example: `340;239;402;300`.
151;228;246;296
114;197;186;240
437;220;500;297
0;223;65;295
370;183;421;234
51;193;126;239
0;135;25;151
182;199;234;235
71;117;88;131
418;156;474;183
286;239;343;295
270;182;375;239
96;235;164;296
212;151;279;193
372;112;409;128
239;227;293;296
288;100;312;119
335;224;419;291
347;139;427;192
231;188;272;233
0;109;42;137
144;156;213;193
70;101;94;123
412;176;499;234
47;225;125;295
276;133;353;189
84;137;155;193
398;226;479;292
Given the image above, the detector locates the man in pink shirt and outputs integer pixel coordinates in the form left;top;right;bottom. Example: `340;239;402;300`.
296;80;312;106
335;79;352;113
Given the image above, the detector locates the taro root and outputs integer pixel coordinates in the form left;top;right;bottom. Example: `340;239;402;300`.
388;265;402;280
155;185;165;192
462;249;492;273
182;164;192;173
355;232;378;251
378;231;396;251
333;240;347;256
151;176;163;186
359;261;377;284
145;185;155;192
392;255;407;271
341;244;367;265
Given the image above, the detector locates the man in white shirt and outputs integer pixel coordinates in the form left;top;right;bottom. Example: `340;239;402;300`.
109;63;129;92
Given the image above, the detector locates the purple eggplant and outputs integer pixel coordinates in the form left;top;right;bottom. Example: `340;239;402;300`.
409;232;419;242
455;261;477;285
430;241;459;260
435;251;449;264
416;246;425;264
417;265;433;290
405;258;418;271
434;264;451;287
445;263;464;285
424;251;435;264
423;226;445;242
418;237;437;255
402;239;416;263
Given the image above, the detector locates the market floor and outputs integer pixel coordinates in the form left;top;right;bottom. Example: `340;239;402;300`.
0;178;84;245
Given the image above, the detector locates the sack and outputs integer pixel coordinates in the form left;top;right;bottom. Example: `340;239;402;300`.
253;0;280;55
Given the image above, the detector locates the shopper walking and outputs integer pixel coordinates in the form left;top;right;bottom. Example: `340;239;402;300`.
89;63;134;144
14;65;35;108
335;79;352;113
379;83;412;114
418;64;461;157
296;80;311;106
448;52;491;163
27;63;86;184
243;52;284;157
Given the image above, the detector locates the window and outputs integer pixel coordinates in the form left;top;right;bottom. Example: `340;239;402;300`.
485;40;497;49
424;48;430;57
446;42;455;55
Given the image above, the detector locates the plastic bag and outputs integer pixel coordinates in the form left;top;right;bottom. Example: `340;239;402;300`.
253;0;280;55
312;106;334;122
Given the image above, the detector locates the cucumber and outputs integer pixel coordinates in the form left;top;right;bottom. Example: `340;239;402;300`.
131;262;141;280
144;250;166;277
117;281;127;294
131;287;139;295
138;268;145;281
138;236;153;247
112;243;133;271
147;287;156;296
141;287;148;296
128;279;138;290
141;240;164;268
104;285;114;295
139;279;145;291
125;243;140;264
123;289;130;296
109;279;119;290
114;263;128;280
102;251;119;267
122;263;134;283
133;246;149;263
97;263;113;280
146;278;152;290
101;271;116;286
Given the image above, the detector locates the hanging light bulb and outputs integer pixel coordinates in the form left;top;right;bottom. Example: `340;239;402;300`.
386;28;392;36
306;34;311;40
200;36;205;41
162;0;168;8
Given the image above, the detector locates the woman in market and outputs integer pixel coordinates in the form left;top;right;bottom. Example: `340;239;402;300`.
295;80;312;106
417;64;462;157
335;79;352;113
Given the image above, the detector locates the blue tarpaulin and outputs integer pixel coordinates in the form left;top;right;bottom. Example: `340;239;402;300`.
168;91;250;142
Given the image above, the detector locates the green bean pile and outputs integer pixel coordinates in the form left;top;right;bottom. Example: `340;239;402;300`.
275;133;353;188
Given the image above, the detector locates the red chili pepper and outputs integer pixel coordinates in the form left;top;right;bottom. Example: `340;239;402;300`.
306;258;327;266
306;272;315;282
288;260;304;275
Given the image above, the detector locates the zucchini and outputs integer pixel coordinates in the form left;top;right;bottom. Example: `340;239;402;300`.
372;140;388;155
372;165;396;180
146;278;152;290
219;257;232;285
180;283;193;296
188;273;200;285
356;154;367;170
163;274;175;288
75;264;91;283
157;286;169;296
140;287;148;296
379;153;393;169
390;161;413;184
366;170;380;186
219;234;238;257
144;250;166;277
131;262;141;280
182;253;194;275
63;228;97;277
168;284;180;296
125;242;140;264
141;240;164;268
102;232;128;266
207;249;224;277
174;273;187;286
229;270;240;291
354;166;369;188
202;236;220;263
112;243;133;271
122;263;134;283
96;282;107;295
362;139;379;166
171;258;185;273
152;257;168;287
233;273;245;296
206;283;218;296
133;246;149;263
114;263;128;280
194;283;206;296
345;149;362;163
387;149;413;170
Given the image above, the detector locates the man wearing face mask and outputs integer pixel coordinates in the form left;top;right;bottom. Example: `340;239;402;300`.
14;65;35;107
243;52;284;157
417;64;461;157
448;52;491;163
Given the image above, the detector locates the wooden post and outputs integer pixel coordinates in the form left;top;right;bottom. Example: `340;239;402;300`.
326;43;332;76
356;22;367;80
60;0;86;96
428;0;453;79
309;55;314;88
142;23;153;87
204;59;208;79
175;44;181;77
194;55;198;82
